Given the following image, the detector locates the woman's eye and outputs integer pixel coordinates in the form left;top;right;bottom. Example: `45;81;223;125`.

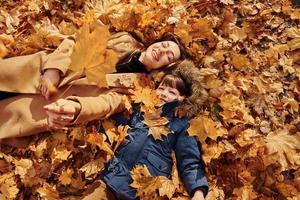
167;52;174;62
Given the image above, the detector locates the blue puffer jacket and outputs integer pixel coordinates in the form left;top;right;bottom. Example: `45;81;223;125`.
100;101;208;200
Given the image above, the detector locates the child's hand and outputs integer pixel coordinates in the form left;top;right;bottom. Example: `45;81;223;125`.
191;189;205;200
44;99;81;129
39;69;60;100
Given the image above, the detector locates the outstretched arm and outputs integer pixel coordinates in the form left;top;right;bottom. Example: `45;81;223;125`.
174;124;209;198
44;90;128;129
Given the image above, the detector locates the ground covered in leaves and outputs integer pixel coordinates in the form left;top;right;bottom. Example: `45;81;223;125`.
0;0;299;199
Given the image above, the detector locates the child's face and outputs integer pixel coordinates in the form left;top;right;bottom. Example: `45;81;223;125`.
156;84;185;104
140;41;181;70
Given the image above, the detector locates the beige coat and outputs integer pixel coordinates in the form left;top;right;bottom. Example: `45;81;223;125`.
0;32;142;139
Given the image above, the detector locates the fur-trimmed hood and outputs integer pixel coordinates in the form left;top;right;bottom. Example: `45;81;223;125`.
172;60;208;118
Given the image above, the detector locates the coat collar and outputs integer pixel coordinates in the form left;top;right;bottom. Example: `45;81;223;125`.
161;100;180;118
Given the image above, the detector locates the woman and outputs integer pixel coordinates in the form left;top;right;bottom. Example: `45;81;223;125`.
0;31;186;140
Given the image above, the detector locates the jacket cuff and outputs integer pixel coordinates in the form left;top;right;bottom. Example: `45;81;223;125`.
190;186;209;198
186;176;209;197
65;91;126;124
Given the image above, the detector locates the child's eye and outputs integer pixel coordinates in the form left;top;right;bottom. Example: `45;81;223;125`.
157;86;164;90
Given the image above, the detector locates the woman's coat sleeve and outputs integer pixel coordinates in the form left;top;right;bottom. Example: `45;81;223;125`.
66;90;128;124
42;36;75;75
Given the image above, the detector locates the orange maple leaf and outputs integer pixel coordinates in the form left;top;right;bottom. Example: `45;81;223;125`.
69;21;118;87
188;116;225;143
87;133;114;156
59;168;73;186
230;53;250;70
143;110;170;141
130;165;176;199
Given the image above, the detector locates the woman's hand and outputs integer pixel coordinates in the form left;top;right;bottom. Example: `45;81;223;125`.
44;99;81;129
191;189;205;200
39;69;60;100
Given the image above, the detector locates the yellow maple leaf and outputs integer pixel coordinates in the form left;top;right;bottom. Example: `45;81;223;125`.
174;25;192;46
51;148;72;163
14;158;33;181
87;133;114;155
232;184;257;200
114;125;129;151
130;165;176;199
205;184;225;200
188;116;223;143
143;110;170;141
264;129;300;171
69;21;118;87
59;168;73;186
291;9;300;20
230;53;250;70
130;86;161;113
79;158;105;178
29;139;48;158
37;183;60;200
0;172;19;199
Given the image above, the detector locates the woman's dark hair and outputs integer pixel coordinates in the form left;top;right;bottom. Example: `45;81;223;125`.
157;32;188;60
159;74;191;97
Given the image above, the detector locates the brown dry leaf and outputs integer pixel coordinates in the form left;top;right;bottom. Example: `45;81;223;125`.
29;139;48;158
220;0;234;5
264;129;300;171
37;183;60;200
276;182;299;197
80;158;105;178
229;26;248;42
14;158;33;181
170;152;180;188
130;165;175;199
205;184;225;200
291;9;300;20
230;54;250;70
188;116;223;143
113;125;129;151
87;133;114;155
202;142;235;164
81;181;109;200
236;129;262;147
0;172;19;199
174;23;192;46
51;148;72;163
70;21;118;87
232;184;258;199
144;110;170;141
59;168;74;186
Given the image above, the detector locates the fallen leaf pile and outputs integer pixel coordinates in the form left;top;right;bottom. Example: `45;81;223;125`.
0;0;299;199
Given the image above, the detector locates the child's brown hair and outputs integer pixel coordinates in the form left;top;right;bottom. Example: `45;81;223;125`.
159;74;191;97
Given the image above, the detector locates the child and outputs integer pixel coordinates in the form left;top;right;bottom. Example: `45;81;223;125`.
97;73;208;200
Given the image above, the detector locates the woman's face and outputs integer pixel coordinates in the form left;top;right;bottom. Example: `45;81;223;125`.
139;41;181;70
